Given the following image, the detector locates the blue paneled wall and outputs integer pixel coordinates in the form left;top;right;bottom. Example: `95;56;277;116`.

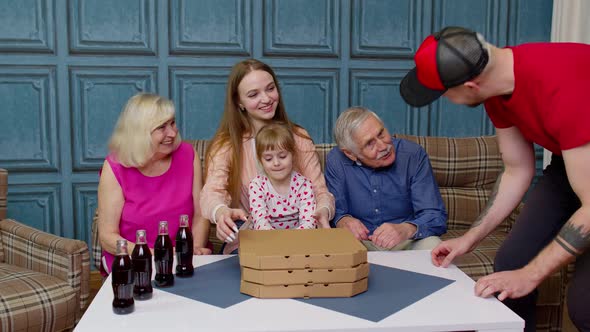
0;0;553;251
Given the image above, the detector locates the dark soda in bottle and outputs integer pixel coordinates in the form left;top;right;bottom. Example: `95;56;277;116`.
131;229;153;300
153;220;174;287
175;214;194;277
111;239;134;314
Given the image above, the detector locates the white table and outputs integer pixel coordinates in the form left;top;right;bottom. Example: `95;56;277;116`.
76;250;523;331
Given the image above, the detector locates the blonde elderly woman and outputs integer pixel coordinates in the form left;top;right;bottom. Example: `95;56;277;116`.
98;93;210;275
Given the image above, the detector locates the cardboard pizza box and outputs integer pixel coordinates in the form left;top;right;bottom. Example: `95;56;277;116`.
241;262;369;285
239;228;367;270
240;278;368;299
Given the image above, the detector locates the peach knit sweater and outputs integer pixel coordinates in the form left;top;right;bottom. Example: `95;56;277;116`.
201;131;334;252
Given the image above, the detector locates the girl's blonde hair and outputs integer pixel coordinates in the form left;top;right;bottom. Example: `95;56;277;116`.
255;122;296;162
108;93;180;167
204;59;309;206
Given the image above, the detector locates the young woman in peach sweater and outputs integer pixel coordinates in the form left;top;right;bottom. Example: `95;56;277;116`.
201;59;334;254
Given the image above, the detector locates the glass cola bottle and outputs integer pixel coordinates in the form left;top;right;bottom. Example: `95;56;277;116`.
175;214;194;277
111;239;135;314
131;229;153;300
153;221;174;287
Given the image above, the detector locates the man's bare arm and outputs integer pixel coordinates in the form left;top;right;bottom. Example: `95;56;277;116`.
471;167;504;228
555;222;590;255
467;127;535;242
525;142;590;279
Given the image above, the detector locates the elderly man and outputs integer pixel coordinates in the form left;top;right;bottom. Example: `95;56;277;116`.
325;107;447;251
400;26;590;331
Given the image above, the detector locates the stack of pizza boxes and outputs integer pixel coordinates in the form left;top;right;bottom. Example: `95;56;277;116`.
238;228;369;298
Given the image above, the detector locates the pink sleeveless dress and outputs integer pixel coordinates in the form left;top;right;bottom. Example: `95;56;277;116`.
101;142;194;273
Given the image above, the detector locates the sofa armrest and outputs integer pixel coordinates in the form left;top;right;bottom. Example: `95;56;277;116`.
0;218;90;314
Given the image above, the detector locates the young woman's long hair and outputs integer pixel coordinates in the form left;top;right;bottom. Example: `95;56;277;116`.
205;59;309;206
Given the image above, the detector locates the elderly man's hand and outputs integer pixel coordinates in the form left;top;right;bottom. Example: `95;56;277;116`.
369;223;416;249
336;216;369;240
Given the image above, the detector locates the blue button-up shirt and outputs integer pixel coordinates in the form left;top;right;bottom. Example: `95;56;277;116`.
325;138;447;239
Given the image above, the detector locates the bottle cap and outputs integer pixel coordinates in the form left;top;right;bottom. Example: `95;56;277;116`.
158;221;169;235
179;215;189;227
115;239;128;255
136;229;147;244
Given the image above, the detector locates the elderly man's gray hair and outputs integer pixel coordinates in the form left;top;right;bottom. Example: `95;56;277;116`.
334;107;384;153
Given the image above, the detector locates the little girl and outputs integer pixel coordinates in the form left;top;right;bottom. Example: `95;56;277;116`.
249;123;317;230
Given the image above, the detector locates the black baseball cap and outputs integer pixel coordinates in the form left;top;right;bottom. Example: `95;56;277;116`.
400;26;489;107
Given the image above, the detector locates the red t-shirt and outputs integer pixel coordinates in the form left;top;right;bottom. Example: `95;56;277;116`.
484;43;590;155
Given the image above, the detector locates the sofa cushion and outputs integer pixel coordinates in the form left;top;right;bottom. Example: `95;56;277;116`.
441;187;495;230
395;135;503;188
91;210;102;272
187;139;210;168
0;220;86;283
0;218;90;322
395;135;509;231
0;168;7;263
0;263;78;332
314;143;337;171
0;168;6;221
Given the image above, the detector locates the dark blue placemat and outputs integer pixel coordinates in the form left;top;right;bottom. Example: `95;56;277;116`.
295;263;454;322
157;256;250;308
158;256;454;321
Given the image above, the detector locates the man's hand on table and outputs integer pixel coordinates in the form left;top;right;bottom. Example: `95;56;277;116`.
337;216;369;240
431;235;478;267
474;267;541;301
369;222;416;249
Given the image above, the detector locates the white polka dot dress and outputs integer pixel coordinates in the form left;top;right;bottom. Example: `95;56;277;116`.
248;172;317;230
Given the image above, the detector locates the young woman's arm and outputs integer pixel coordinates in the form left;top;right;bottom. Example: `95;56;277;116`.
200;144;248;242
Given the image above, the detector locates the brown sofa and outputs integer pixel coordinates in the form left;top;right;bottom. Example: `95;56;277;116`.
0;169;90;332
91;135;567;331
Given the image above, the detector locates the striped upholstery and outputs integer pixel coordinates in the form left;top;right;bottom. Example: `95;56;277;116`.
395;135;503;188
91;210;102;274
90;137;565;331
187;139;210;169
395;135;508;231
0;168;6;263
0;218;90;332
0;264;77;332
0;168;6;221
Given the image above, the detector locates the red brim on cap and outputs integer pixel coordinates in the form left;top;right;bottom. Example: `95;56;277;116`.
400;67;446;107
